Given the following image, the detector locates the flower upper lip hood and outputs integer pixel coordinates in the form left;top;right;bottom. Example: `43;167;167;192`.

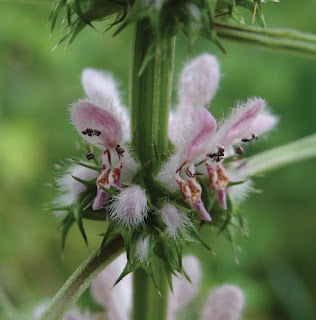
71;100;123;150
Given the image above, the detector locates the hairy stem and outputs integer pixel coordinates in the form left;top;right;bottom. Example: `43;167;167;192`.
240;133;316;176
214;21;316;59
130;19;175;320
40;235;124;320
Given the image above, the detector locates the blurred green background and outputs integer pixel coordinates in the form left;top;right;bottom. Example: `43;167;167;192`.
0;1;315;319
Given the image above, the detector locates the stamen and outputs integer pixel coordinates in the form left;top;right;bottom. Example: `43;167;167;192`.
235;145;245;155
116;144;125;157
82;128;101;137
86;150;94;160
241;133;258;143
186;168;193;178
208;146;225;162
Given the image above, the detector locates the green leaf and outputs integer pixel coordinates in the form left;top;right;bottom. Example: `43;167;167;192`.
50;0;67;33
142;263;161;295
138;42;156;76
235;0;265;27
101;222;122;248
114;260;139;286
60;214;75;251
73;204;88;245
187;226;213;253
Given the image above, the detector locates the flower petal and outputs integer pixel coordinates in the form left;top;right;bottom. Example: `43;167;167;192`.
180;107;217;164
216;189;227;210
92;187;108;210
249;111;279;136
201;284;245;320
169;54;220;145
81;69;131;140
156;153;181;192
81;68;121;106
71;101;122;148
211;98;264;150
91;254;132;320
178;54;220;108
56;164;98;206
167;255;201;320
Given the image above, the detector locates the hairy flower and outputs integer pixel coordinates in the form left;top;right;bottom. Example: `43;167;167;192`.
71;69;138;211
158;53;278;219
55;164;98;208
109;185;148;227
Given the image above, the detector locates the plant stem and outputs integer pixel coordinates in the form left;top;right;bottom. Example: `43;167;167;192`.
130;19;175;320
132;260;169;320
40;235;124;320
130;19;175;172
214;21;316;59
239;133;316;176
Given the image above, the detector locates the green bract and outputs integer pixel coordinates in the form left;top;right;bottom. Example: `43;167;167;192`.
50;0;273;50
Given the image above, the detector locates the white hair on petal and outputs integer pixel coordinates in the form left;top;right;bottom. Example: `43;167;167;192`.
169;53;220;146
249;110;279;136
53;164;98;216
228;180;256;206
81;68;131;141
156;153;180;192
201;284;245;320
120;148;139;183
159;203;191;238
178;53;221;108
135;235;151;263
56;164;97;199
208;98;264;152
109;185;148;227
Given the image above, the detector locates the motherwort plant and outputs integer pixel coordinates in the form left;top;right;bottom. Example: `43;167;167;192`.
41;1;316;319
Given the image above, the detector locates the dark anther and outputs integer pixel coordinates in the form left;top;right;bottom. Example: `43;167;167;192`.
116;144;125;156
86;150;94;160
235;145;245;155
241;133;258;143
209;146;225;162
186;168;193;178
82;128;101;137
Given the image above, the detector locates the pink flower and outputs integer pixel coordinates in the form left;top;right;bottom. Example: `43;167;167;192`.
71;69;138;211
201;284;245;320
158;54;278;219
204;98;278;210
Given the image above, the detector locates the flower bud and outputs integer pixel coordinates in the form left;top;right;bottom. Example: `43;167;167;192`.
109;185;148;227
159;203;191;237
